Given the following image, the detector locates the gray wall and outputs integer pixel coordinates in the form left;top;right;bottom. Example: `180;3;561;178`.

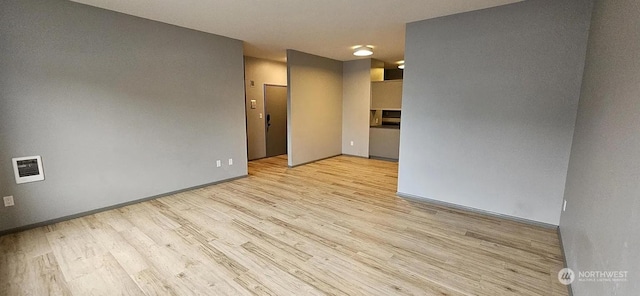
244;56;287;160
287;50;343;167
342;59;371;158
560;0;640;294
398;0;593;225
0;0;247;232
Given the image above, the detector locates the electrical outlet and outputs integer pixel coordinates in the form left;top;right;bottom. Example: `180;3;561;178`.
563;200;567;212
350;141;354;146
259;113;263;119
228;158;233;166
216;160;221;168
3;196;15;207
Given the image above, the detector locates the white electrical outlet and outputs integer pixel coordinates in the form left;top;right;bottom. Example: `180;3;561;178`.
563;200;567;212
3;196;15;207
228;158;233;166
259;113;263;119
350;141;354;146
216;160;221;168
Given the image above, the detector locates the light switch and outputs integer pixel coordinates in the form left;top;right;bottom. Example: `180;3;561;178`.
3;196;14;207
250;100;257;109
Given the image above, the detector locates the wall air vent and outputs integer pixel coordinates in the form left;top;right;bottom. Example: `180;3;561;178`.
12;155;45;184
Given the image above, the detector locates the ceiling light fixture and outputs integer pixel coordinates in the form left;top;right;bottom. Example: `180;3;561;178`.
397;60;405;69
353;46;373;57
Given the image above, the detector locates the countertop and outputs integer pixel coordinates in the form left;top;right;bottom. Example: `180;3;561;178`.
370;125;400;130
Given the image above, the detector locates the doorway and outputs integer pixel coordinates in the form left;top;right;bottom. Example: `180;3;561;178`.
264;84;287;157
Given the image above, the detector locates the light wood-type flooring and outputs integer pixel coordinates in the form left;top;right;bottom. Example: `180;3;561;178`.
0;155;568;295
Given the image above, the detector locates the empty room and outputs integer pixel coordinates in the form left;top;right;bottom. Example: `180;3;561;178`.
0;0;637;295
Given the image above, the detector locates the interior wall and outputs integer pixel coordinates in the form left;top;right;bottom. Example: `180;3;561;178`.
398;0;593;225
370;60;385;82
342;59;371;158
560;0;640;294
287;50;343;167
244;56;287;160
0;0;247;232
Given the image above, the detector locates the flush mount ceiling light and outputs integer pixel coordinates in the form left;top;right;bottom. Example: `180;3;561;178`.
397;60;405;69
353;46;373;57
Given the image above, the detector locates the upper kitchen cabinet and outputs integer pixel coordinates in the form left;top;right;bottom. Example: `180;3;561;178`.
371;80;402;109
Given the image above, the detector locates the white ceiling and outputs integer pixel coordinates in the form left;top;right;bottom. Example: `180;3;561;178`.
70;0;521;64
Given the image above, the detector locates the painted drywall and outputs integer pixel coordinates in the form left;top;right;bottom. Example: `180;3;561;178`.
370;60;385;82
0;0;247;232
244;56;287;160
287;50;343;167
398;0;593;225
560;0;640;294
342;59;371;157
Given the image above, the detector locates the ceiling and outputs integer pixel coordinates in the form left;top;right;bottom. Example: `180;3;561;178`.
70;0;521;64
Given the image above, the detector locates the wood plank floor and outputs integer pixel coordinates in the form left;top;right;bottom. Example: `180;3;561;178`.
0;155;568;295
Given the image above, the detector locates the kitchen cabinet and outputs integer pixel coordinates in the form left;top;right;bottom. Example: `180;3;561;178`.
369;127;400;160
371;80;402;109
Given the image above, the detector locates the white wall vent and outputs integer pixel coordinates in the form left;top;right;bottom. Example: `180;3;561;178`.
12;155;45;184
